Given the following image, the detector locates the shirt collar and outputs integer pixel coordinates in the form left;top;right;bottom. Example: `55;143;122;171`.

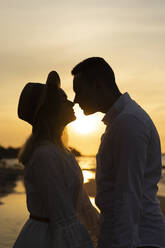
102;92;132;125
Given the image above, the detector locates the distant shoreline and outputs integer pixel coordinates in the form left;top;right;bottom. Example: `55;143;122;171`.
1;153;165;159
0;145;82;159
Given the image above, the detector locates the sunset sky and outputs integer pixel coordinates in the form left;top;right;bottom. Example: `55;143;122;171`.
0;0;165;155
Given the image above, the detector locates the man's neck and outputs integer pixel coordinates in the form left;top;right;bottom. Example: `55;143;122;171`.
101;91;122;114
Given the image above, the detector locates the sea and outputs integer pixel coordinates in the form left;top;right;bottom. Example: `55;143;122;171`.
0;155;165;248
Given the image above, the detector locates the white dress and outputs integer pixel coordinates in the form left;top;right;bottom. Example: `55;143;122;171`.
13;142;99;248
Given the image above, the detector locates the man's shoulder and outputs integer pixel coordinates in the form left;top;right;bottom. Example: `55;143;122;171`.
113;112;143;126
110;112;150;139
114;101;153;130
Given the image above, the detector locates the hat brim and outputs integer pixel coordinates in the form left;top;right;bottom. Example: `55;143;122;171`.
18;71;61;125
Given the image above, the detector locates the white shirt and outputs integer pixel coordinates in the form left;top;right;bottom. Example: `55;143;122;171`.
96;92;165;248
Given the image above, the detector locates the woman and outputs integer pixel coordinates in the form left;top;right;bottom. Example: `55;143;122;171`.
13;71;99;248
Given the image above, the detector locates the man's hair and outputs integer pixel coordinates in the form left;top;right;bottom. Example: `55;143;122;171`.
72;57;111;75
71;57;118;91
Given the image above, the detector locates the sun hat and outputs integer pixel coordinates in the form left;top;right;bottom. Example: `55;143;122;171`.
18;71;60;125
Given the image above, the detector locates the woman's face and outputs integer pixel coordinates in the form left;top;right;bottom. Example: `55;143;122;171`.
58;88;76;126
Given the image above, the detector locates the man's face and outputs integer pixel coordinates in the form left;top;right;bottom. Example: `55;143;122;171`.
73;73;98;115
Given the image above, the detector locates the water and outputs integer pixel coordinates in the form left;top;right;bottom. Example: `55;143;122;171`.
0;181;28;248
0;155;165;248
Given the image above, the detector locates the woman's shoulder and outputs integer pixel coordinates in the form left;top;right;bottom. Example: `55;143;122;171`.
32;142;61;159
27;142;65;173
31;142;75;165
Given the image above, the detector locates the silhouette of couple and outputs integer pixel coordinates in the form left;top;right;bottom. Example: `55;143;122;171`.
13;58;165;248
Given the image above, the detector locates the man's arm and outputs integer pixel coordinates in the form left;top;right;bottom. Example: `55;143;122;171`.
97;114;149;248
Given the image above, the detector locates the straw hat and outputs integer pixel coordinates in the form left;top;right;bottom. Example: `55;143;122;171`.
18;71;60;125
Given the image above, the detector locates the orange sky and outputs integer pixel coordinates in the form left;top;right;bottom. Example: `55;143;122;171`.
0;0;165;155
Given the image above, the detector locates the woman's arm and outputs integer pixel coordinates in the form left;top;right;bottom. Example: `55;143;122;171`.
77;186;100;247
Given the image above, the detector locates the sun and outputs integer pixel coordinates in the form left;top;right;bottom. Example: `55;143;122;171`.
69;104;99;135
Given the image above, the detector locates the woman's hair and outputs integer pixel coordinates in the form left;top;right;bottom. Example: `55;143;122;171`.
18;91;67;165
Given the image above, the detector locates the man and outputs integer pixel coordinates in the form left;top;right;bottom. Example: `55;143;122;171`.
71;57;165;248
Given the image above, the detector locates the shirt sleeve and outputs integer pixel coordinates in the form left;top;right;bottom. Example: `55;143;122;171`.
31;146;75;228
97;114;149;248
